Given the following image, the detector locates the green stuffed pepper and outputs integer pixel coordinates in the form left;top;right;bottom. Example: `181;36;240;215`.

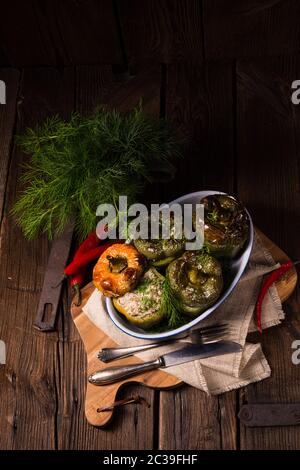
113;267;166;329
134;214;185;267
195;194;249;258
166;251;223;316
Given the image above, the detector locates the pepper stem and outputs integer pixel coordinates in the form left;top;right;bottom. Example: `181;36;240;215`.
73;283;82;307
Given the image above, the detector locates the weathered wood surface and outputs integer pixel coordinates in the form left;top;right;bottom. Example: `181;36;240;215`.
237;56;300;450
117;0;204;65
0;69;19;221
3;1;300;67
0;68;74;450
203;0;300;59
0;1;122;66
0;57;299;449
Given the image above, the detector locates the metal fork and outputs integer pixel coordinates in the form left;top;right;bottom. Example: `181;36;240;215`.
97;323;229;363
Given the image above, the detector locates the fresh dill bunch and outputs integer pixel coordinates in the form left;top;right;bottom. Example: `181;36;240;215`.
12;103;183;240
160;278;185;329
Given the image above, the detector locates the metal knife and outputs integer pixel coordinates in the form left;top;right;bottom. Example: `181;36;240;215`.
88;340;242;385
34;223;74;331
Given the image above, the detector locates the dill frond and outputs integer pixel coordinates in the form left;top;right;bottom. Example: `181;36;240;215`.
160;278;185;329
12;104;183;240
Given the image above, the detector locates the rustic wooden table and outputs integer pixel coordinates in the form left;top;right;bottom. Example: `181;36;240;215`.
0;61;299;450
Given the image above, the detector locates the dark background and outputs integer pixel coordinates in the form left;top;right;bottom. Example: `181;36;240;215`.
0;0;300;450
2;0;300;67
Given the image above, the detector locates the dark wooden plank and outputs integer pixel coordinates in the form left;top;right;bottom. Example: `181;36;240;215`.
0;69;20;223
100;65;162;116
159;62;237;450
0;44;9;66
57;65;162;449
237;56;300;449
118;0;203;65
159;385;221;450
0;1;122;66
76;64;162;116
0;68;19;450
0;2;57;66
218;391;238;449
203;0;300;59
45;0;123;65
0;68;74;449
164;63;235;200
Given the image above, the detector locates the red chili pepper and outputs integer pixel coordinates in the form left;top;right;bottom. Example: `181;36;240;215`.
255;261;295;333
64;243;113;277
68;231;101;305
75;230;100;255
52;227;121;289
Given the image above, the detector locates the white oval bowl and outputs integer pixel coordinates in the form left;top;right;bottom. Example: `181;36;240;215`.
106;190;254;340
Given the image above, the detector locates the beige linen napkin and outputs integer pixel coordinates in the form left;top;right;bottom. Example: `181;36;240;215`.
83;233;284;395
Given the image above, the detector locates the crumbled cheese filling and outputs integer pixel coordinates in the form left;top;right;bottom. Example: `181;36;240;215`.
117;269;164;320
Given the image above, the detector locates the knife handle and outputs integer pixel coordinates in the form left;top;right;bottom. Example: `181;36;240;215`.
88;357;164;385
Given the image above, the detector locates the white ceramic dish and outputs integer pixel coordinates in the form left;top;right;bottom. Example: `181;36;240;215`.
106;190;254;340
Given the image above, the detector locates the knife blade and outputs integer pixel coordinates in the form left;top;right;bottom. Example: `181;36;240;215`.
88;340;242;385
160;340;241;367
34;223;74;331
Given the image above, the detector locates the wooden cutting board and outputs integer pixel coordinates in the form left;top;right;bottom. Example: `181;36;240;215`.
70;229;297;427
